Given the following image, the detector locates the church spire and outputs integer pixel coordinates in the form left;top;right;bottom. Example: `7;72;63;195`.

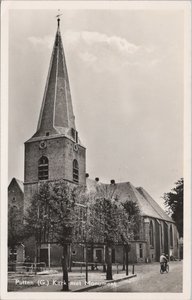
33;18;76;139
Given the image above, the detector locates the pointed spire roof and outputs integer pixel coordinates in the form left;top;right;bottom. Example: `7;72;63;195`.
32;19;76;140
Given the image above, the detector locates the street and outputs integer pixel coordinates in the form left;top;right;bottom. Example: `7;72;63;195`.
8;261;182;293
87;261;183;292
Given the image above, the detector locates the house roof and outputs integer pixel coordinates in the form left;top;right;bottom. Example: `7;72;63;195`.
136;186;172;222
8;177;24;193
86;179;173;222
8;176;172;222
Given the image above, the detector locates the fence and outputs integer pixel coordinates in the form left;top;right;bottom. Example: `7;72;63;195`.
8;261;46;273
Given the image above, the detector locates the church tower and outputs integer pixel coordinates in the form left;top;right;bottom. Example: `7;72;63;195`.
24;18;86;208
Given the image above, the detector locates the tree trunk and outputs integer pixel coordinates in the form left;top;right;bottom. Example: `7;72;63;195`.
61;244;69;291
68;244;72;272
125;244;129;276
91;244;94;270
103;245;106;272
122;245;125;271
106;244;113;280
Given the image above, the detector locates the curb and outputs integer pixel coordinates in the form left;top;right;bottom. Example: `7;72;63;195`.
74;274;137;292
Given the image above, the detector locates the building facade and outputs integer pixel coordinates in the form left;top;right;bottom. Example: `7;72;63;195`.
8;19;179;266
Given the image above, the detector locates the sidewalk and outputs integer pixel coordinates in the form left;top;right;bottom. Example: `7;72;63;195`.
8;265;136;292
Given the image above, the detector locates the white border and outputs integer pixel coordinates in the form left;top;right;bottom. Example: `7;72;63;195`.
1;1;191;300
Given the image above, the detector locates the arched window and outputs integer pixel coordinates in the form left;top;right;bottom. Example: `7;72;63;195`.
170;225;173;248
160;223;163;249
73;159;79;183
38;156;49;180
149;220;154;247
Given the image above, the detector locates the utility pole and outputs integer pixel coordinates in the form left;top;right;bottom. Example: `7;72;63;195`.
75;202;88;283
85;242;88;284
125;244;129;276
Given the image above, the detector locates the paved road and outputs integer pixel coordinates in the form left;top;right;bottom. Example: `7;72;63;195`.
88;261;183;292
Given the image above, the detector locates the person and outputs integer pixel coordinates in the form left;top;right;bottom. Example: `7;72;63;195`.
160;253;168;271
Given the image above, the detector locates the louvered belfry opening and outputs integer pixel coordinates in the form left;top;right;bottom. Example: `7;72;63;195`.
73;159;79;183
38;156;49;180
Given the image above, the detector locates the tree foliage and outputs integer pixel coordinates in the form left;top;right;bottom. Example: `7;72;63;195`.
25;180;141;283
163;178;183;237
25;180;83;243
25;180;83;291
86;185;141;245
82;184;141;279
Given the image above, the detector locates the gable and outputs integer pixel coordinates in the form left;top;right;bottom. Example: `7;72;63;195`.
8;178;24;195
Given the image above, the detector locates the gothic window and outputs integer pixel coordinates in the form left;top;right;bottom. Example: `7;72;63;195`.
170;225;173;248
38;156;49;180
73;159;79;183
149;220;154;247
160;223;163;249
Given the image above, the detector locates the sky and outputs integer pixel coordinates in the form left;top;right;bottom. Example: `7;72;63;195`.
8;4;186;209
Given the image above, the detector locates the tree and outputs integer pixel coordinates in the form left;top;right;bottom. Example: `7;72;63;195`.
163;178;183;237
120;200;141;272
25;180;81;291
86;184;141;280
25;180;141;285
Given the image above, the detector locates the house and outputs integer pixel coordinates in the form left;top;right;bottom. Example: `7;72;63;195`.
8;178;25;262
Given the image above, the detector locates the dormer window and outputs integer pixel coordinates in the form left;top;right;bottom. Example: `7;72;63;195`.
38;156;49;180
75;131;78;143
71;128;78;143
71;128;75;139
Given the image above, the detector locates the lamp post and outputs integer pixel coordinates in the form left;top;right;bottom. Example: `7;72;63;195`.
75;202;88;283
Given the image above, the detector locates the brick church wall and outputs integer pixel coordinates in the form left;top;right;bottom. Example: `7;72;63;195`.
25;137;86;185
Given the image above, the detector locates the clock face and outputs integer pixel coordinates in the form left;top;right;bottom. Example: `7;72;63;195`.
73;143;78;152
39;140;47;149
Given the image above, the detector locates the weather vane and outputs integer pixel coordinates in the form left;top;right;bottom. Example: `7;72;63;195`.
56;9;63;28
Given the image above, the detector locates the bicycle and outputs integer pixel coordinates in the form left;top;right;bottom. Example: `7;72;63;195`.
160;262;169;274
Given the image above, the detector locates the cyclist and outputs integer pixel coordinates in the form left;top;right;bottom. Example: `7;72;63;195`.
160;252;168;271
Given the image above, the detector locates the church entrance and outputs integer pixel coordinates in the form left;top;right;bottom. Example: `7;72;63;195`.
94;248;103;263
40;248;48;266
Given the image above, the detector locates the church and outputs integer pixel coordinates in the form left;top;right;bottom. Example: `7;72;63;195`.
8;18;179;267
